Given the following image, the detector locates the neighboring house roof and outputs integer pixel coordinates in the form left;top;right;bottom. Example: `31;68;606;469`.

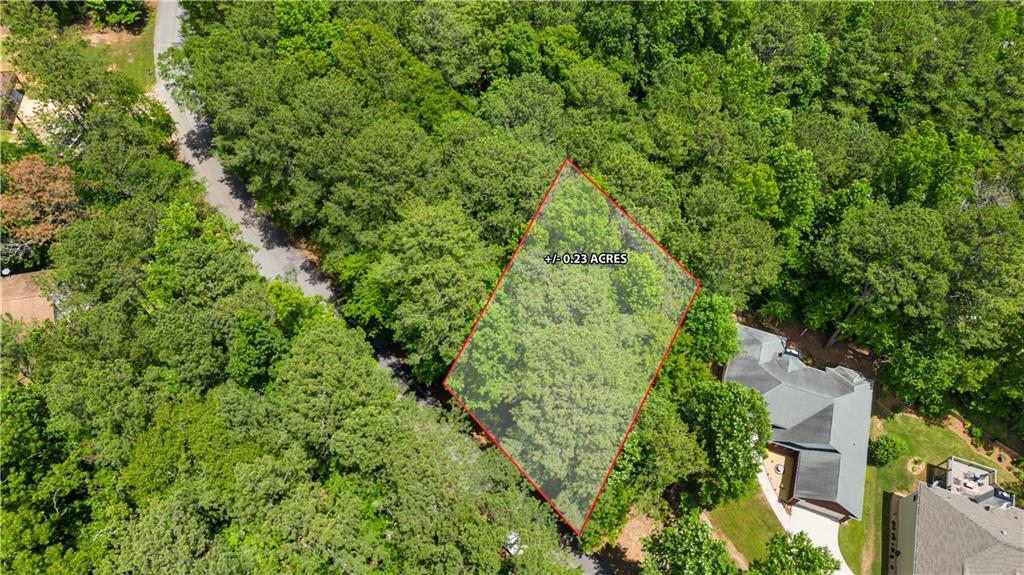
723;324;872;519
912;482;1024;575
0;70;20;98
942;456;1016;508
0;70;24;129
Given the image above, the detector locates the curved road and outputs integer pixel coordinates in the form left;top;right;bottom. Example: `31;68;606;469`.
152;4;604;573
153;1;332;299
153;0;435;405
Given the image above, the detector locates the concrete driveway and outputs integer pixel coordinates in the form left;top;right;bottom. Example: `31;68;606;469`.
757;470;856;575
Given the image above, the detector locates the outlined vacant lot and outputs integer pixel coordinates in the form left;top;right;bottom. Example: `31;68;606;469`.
444;159;700;534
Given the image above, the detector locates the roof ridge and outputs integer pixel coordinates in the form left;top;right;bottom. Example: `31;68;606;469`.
784;402;836;434
760;380;836;404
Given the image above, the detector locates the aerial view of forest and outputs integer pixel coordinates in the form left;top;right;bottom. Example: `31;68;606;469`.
447;162;699;530
1;1;1022;574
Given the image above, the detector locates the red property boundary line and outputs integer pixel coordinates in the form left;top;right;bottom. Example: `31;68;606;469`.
440;158;702;536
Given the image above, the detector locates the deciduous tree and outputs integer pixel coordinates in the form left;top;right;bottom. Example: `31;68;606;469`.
0;156;78;262
815;202;951;347
641;512;740;575
748;532;840;575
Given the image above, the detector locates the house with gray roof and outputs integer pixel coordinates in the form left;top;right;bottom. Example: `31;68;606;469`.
894;467;1024;575
723;324;873;522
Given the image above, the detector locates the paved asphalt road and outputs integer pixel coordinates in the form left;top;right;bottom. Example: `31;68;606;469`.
153;0;443;405
152;4;605;573
153;1;333;300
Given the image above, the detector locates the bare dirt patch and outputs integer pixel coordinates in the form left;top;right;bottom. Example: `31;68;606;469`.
859;532;875;575
740;316;880;379
296;238;322;265
870;417;885;439
469;430;491;448
906;457;925;478
616;510;660;563
0;272;55;323
83;28;138;47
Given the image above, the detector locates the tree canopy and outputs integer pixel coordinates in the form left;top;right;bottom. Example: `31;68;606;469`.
3;0;1023;570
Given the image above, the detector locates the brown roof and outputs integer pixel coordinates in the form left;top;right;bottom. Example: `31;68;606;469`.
1;272;54;323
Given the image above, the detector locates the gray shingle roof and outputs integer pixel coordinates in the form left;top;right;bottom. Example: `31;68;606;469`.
723;324;873;519
912;483;1024;575
793;449;842;501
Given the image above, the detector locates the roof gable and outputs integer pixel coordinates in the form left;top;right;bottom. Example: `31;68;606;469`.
724;324;873;518
773;404;834;444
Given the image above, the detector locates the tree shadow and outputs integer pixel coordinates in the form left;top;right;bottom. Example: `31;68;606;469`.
595;545;641;575
214;171;299;251
255;213;292;249
872;384;899;422
557;526;613;575
124;3;152;35
183;119;214;162
882;491;898;575
299;258;335;296
663;482;699;516
368;335;443;407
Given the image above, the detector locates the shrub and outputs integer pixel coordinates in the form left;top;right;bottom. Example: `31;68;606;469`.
969;424;984;446
869;434;908;466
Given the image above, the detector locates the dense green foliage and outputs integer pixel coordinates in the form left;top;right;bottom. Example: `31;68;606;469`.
748;532;841;575
0;10;575;574
677;370;772;508
640;517;838;575
641;512;739;575
2;203;576;572
5;0;143;28
3;0;1023;571
83;0;143;28
868;434;909;466
163;0;1024;432
577;350;769;550
447;170;699;527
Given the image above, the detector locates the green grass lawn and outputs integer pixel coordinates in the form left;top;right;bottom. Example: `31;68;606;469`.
707;488;784;564
87;9;156;90
879;413;1020;493
838;413;1021;575
838;466;881;575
